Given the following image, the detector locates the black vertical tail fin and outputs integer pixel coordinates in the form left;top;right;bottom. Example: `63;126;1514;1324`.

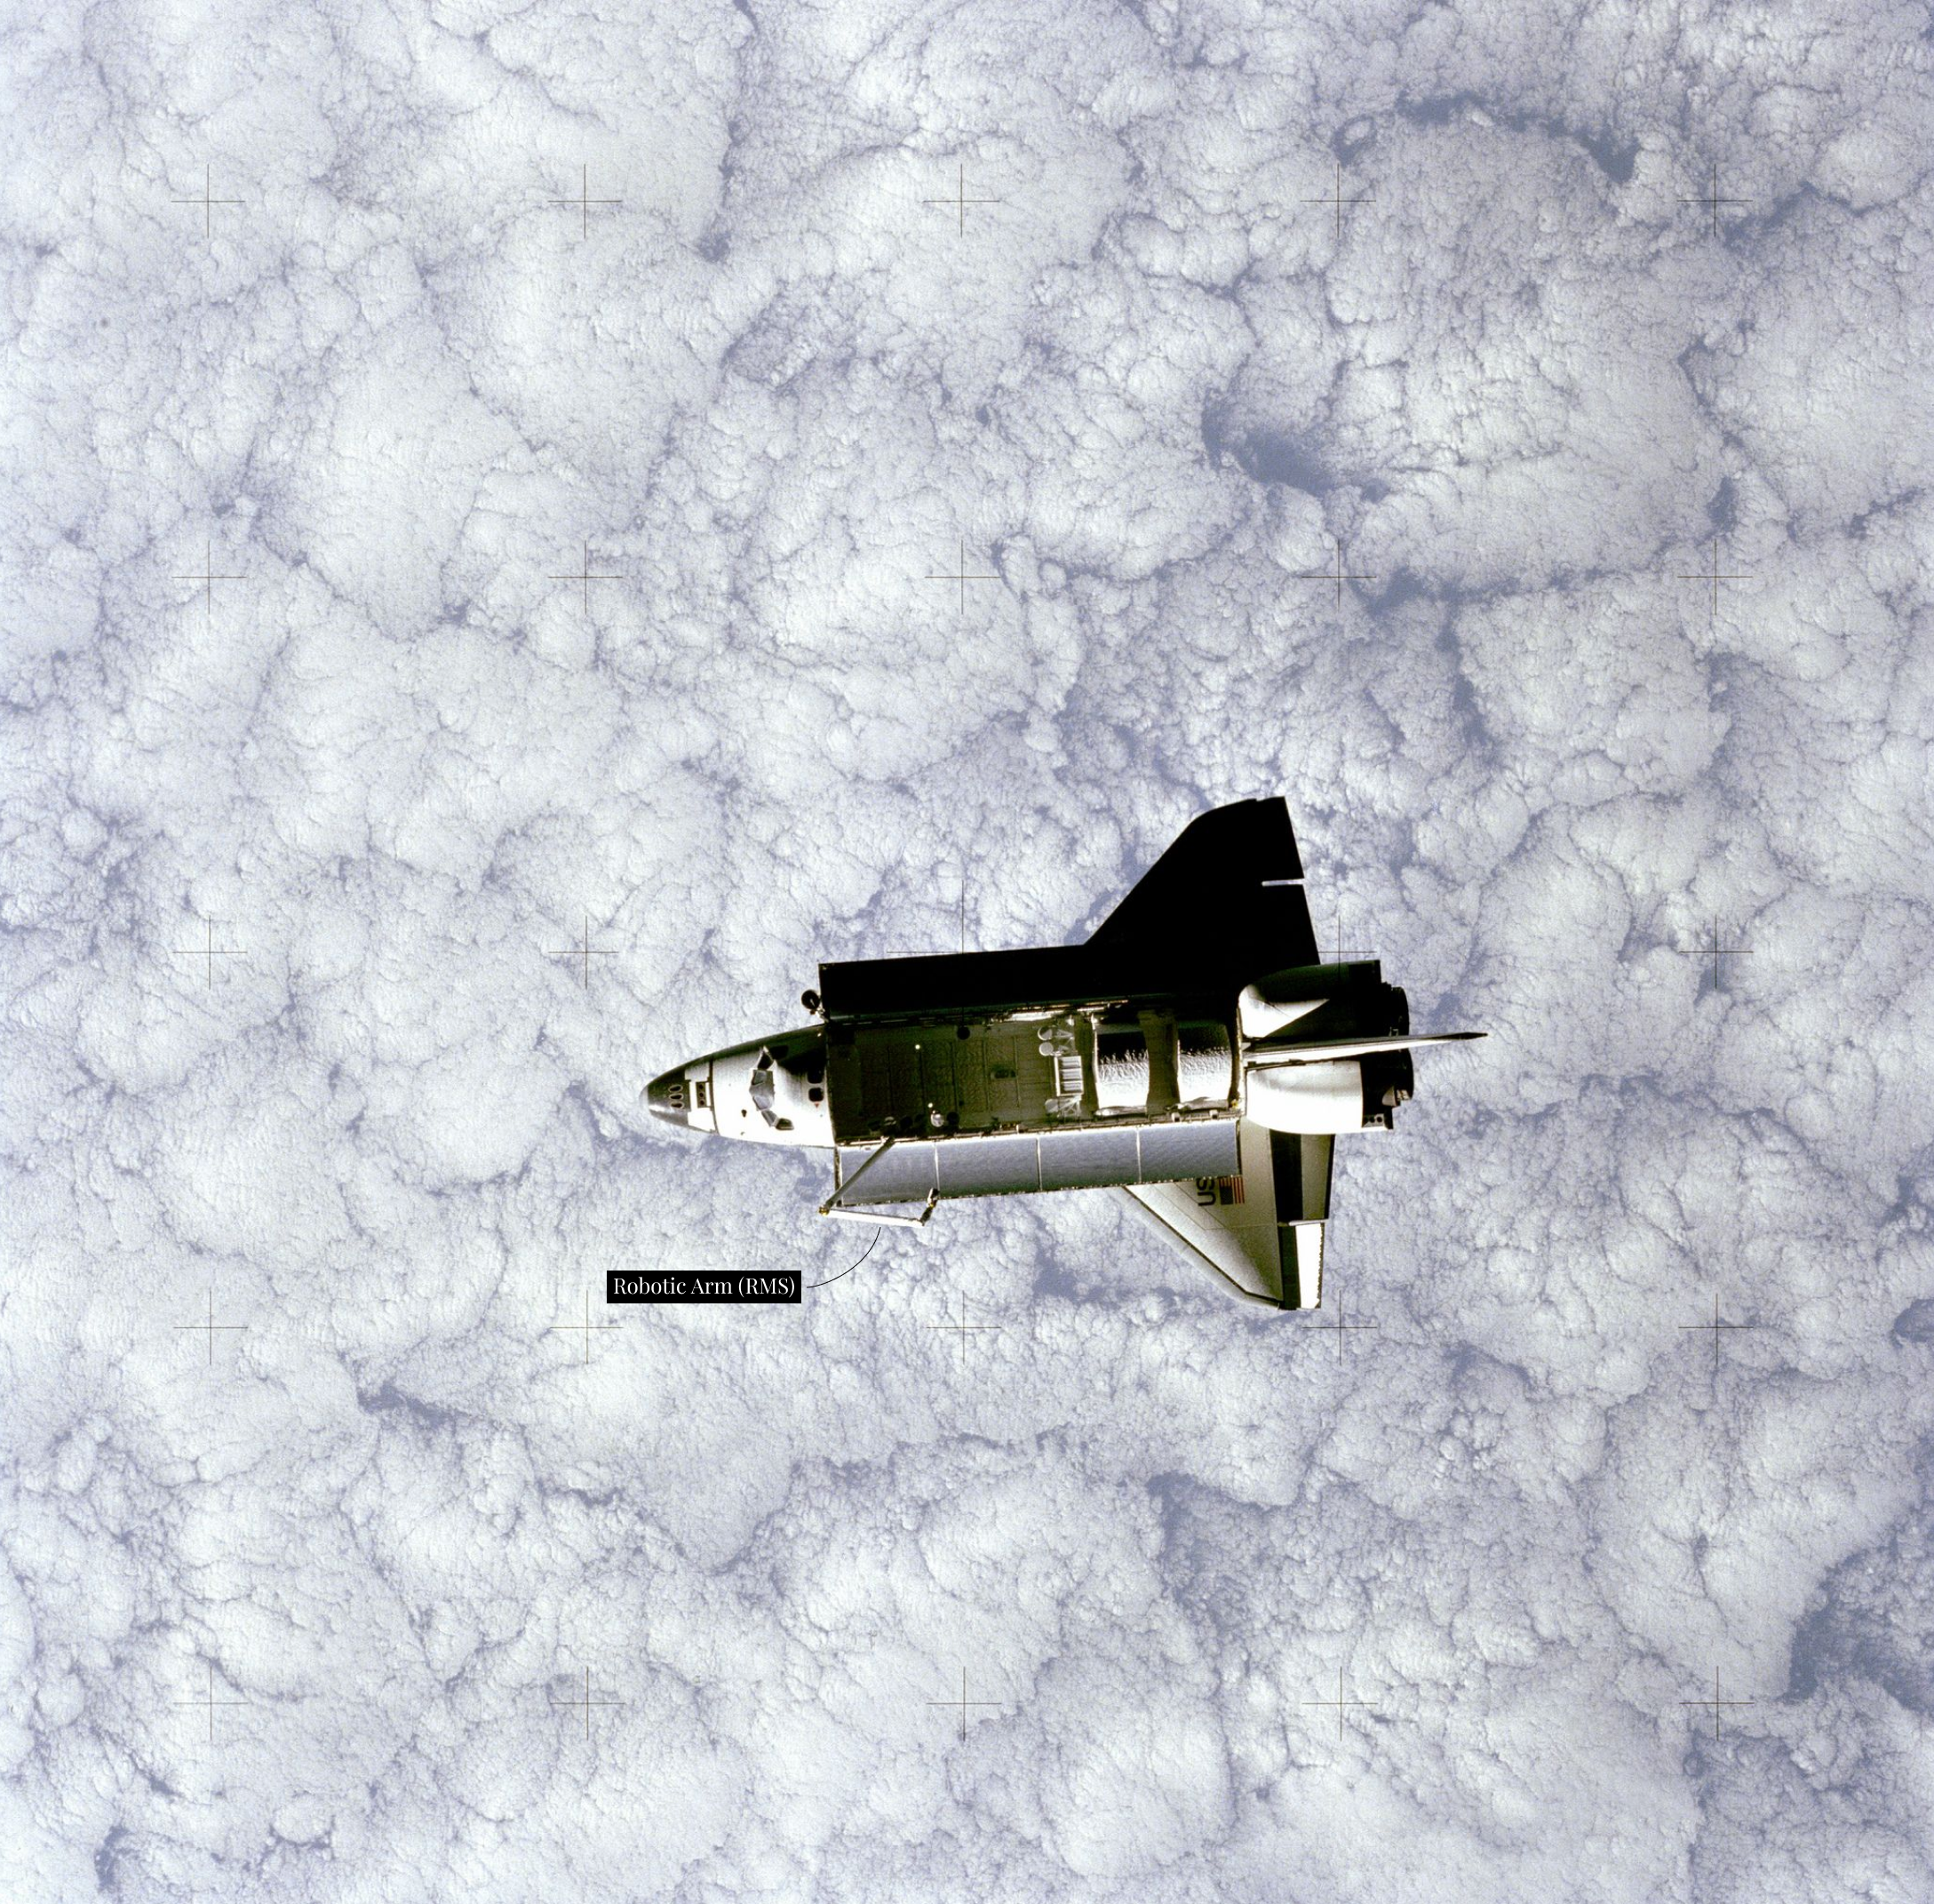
1086;797;1319;979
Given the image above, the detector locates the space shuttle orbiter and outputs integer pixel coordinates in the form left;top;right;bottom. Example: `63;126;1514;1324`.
645;798;1482;1310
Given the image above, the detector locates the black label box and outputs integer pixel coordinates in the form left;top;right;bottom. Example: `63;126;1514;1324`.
605;1270;800;1306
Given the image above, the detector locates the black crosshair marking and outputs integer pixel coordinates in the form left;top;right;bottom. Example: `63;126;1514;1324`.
1301;1663;1377;1747
1310;1288;1378;1363
1675;537;1752;627
177;1661;248;1742
808;1230;879;1290
1675;918;1754;992
171;166;243;240
921;163;1000;236
1301;160;1373;248
171;918;246;987
549;1665;621;1742
1328;912;1374;967
927;1294;1001;1368
545;913;617;988
1297;537;1376;610
1679;1291;1761;1383
176;1287;247;1366
925;538;999;615
548;541;621;615
550;1286;622;1365
1680;1665;1755;1737
927;1666;1003;1742
172;538;246;633
548;165;622;239
1679;164;1747;240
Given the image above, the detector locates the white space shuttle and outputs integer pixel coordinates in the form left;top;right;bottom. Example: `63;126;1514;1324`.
647;799;1482;1310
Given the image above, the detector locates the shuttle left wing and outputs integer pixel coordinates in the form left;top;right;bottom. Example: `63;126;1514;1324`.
1121;1120;1333;1310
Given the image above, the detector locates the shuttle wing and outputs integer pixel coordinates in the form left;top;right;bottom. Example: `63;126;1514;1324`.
1121;1120;1333;1309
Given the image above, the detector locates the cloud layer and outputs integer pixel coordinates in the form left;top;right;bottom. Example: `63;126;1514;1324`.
4;2;1932;1898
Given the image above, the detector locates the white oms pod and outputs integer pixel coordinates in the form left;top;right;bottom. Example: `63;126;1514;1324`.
1237;976;1326;1040
1244;1058;1365;1135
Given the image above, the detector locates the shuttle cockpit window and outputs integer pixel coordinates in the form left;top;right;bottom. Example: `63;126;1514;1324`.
749;1050;792;1130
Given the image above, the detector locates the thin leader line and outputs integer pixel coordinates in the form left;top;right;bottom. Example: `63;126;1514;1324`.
808;1230;879;1289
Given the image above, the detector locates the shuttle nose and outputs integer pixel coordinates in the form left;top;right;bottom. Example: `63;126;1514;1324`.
646;1067;689;1126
